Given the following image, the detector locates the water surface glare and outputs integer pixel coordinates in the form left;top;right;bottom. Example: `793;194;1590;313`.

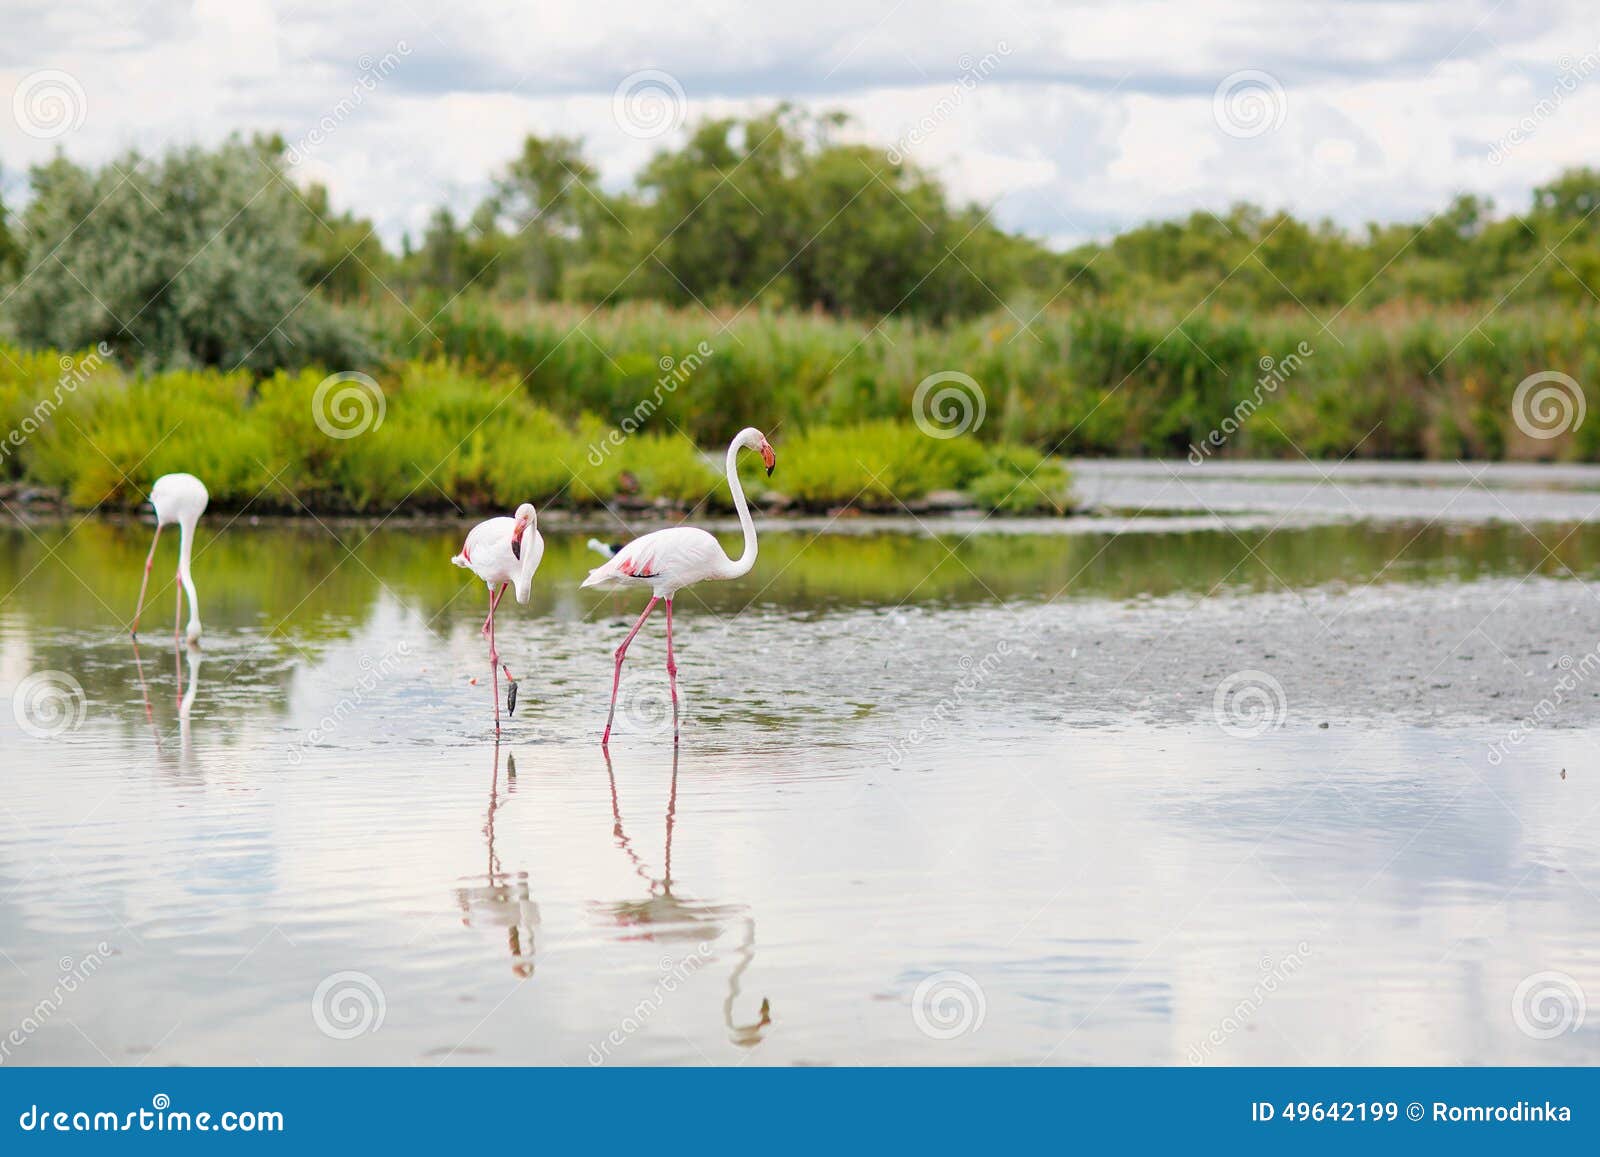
2;506;1599;1065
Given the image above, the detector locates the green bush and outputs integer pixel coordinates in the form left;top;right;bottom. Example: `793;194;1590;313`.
3;139;366;374
1;348;1077;514
776;421;984;505
770;421;1073;511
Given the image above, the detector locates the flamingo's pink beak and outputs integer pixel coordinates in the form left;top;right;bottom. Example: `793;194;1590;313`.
511;517;527;560
759;440;776;477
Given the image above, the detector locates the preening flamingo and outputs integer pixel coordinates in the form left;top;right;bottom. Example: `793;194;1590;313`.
452;503;544;732
131;472;208;645
581;427;775;745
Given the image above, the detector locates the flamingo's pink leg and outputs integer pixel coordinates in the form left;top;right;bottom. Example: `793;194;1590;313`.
494;587;517;682
488;587;503;734
482;584;504;636
664;597;680;742
130;526;161;636
602;597;658;747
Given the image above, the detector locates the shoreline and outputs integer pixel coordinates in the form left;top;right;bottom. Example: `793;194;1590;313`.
9;460;1600;533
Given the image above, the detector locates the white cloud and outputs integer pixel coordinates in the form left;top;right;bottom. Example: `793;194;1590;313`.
2;0;1597;248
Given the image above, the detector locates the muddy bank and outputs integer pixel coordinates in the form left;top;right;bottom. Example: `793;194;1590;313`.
796;576;1600;742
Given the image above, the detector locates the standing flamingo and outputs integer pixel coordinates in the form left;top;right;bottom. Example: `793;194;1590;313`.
452;503;544;733
131;472;208;646
581;427;775;745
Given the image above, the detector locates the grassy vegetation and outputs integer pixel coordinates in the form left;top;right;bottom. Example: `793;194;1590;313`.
381;297;1600;461
5;290;1598;519
0;342;1069;515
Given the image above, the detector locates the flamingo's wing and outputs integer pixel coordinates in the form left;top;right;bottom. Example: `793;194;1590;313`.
453;516;513;572
580;535;654;588
581;527;722;588
451;521;485;568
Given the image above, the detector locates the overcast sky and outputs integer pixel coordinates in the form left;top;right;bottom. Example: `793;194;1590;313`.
2;0;1598;249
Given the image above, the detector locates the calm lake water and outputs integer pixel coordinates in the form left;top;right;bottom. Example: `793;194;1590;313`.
3;460;1600;1065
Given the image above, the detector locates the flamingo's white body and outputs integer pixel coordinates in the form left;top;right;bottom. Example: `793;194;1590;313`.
452;503;544;732
582;427;776;745
131;472;208;645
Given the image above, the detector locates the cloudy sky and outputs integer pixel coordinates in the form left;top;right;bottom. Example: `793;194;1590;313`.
2;0;1598;249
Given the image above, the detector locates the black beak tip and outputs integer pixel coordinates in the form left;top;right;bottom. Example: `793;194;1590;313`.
506;680;519;717
766;465;774;477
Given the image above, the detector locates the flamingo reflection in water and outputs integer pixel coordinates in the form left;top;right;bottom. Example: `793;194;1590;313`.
595;748;772;1048
455;740;540;977
131;635;203;759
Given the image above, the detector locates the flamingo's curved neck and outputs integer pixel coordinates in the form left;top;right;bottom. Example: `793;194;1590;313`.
723;438;758;579
515;516;540;601
177;515;201;637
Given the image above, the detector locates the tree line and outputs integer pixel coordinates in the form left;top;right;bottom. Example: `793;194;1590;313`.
0;105;1597;374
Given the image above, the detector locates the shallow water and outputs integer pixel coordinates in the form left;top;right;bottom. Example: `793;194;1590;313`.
3;468;1600;1066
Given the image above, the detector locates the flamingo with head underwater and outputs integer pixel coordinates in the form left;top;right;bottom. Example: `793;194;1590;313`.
131;472;208;646
581;427;775;746
452;503;544;733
